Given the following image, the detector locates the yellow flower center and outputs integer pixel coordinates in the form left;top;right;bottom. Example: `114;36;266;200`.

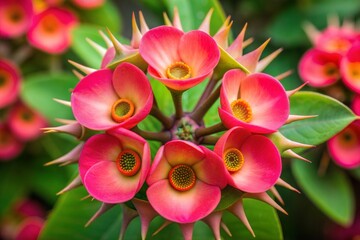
230;99;253;122
326;39;351;53
168;164;196;191
323;62;339;78
116;149;141;177
223;148;244;172
346;62;360;81
166;61;192;80
111;98;135;123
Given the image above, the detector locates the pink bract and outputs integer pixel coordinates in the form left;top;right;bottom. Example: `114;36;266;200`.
0;59;21;108
8;102;47;141
327;122;360;169
0;0;34;38
298;48;341;87
27;7;77;54
219;69;289;134
146;140;227;223
214;127;282;193
139;26;220;91
0;124;23;161
71;0;104;9
351;94;360;116
340;44;360;94
71;63;153;130
79;128;151;203
15;217;44;240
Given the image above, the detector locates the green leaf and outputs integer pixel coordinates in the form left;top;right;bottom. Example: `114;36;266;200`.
21;72;77;125
350;167;360;181
76;1;122;32
292;149;355;226
163;0;226;34
215;186;243;211
280;91;356;146
222;199;283;240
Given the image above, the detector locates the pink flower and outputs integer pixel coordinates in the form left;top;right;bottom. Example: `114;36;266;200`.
314;26;357;55
27;7;77;54
146;140;227;223
14;217;44;240
219;69;289;133
340;44;360;94
0;0;34;38
0;59;21;108
79;128;151;203
71;0;104;9
139;26;220;91
351;94;360;115
327;122;360;169
0;124;23;161
214;127;282;193
71;63;153;130
7;102;47;141
298;48;341;87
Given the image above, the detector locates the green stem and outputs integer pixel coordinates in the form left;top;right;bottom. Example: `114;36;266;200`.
193;76;219;111
169;89;184;119
190;84;221;123
201;136;220;145
50;55;62;73
150;105;173;130
195;122;226;138
132;126;171;143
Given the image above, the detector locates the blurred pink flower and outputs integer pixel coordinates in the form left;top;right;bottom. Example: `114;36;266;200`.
0;59;21;108
340;43;360;94
0;0;34;38
14;217;44;240
71;63;153;130
214;127;282;193
219;69;289;133
0;124;23;161
139;26;220;91
27;7;77;54
71;0;104;9
298;48;341;87
146;140;227;223
7;102;47;141
79;128;151;203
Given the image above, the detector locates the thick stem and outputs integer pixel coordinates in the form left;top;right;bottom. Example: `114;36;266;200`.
193;76;219;111
169;89;184;119
190;84;221;123
150;105;173;130
50;55;62;73
13;45;33;65
195;122;226;138
201;136;220;145
132;126;171;143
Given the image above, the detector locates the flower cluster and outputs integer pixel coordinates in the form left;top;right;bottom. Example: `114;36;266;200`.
47;9;312;239
299;16;360;169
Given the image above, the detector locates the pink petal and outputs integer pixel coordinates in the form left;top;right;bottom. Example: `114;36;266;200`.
220;69;247;112
27;7;77;54
341;44;360;94
0;0;34;38
192;146;227;188
0;124;23;161
84;161;141;203
351;94;360;116
101;47;115;69
139;26;183;77
71;0;104;9
79;133;122;180
240;73;289;133
178;30;220;77
328;123;360;169
0;59;21;108
214;127;251;155
229;135;282;192
71;69;119;130
15;217;43;240
112;63;153;129
298;49;341;87
146;179;221;223
164;140;205;166
146;146;172;185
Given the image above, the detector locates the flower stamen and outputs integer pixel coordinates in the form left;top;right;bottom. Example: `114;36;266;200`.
116;149;141;176
223;148;244;172
168;164;196;191
166;61;192;80
231;99;252;122
111;98;135;123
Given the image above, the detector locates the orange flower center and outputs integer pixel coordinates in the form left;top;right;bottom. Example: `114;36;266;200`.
223;148;244;172
231;99;252;122
168;164;196;191
0;70;11;88
41;15;61;34
326;39;351;53
166;62;192;80
116;149;141;177
0;130;11;146
339;127;358;148
323;62;339;78
111;98;135;123
346;62;360;81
